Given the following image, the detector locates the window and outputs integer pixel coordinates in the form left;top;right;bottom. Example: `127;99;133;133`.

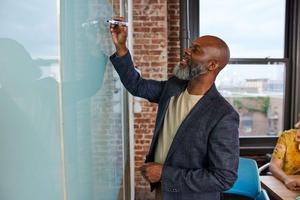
199;0;286;58
241;113;253;133
0;0;130;199
199;0;287;137
183;0;300;155
60;0;131;198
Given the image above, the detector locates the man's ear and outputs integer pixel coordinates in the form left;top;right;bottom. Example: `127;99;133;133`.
208;60;219;71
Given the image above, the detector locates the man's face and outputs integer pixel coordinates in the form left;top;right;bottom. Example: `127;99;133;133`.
173;40;211;80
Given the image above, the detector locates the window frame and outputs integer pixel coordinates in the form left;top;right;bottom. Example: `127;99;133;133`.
180;0;300;155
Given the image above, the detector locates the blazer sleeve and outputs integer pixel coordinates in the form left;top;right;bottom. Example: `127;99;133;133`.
110;51;166;103
161;110;240;193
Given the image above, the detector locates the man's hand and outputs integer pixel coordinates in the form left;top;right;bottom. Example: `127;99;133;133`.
140;162;163;183
110;16;128;56
284;178;300;191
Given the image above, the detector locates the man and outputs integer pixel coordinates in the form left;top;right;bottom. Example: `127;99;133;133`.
109;17;239;200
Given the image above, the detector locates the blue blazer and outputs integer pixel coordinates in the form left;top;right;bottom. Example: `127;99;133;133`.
110;52;240;200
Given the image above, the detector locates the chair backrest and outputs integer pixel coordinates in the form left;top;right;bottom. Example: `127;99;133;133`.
224;158;261;199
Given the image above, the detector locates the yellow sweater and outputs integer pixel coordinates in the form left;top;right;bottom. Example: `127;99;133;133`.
272;129;300;175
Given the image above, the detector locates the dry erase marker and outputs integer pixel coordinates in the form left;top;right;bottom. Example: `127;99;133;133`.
107;20;128;27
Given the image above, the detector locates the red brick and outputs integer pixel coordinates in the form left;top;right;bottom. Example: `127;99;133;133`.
151;27;165;32
150;16;165;21
143;44;160;49
132;0;180;198
134;27;151;32
134;15;150;21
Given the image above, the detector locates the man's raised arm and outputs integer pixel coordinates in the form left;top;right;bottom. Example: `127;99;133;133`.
109;17;166;103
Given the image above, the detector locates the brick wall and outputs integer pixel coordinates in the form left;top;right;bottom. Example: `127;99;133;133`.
132;0;181;199
167;0;181;78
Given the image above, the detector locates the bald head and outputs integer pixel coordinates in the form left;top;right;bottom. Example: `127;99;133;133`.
193;35;230;71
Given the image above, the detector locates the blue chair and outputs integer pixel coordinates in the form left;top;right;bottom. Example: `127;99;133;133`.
224;158;270;200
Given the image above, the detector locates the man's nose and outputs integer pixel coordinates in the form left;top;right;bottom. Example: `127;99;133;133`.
184;48;191;56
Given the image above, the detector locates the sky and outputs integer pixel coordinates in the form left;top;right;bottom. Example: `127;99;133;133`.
199;0;286;87
0;0;116;59
0;0;286;58
0;0;286;85
0;0;114;80
199;0;286;58
0;0;58;58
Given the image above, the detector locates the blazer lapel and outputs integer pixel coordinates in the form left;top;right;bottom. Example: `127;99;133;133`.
164;84;218;162
147;79;188;161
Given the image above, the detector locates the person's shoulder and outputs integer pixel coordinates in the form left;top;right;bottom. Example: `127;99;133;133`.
214;90;238;115
282;129;297;135
279;129;297;141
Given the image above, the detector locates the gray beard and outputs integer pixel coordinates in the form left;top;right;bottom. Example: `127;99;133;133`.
173;61;208;80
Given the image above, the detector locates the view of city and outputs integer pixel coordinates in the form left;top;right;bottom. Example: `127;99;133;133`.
216;64;285;136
